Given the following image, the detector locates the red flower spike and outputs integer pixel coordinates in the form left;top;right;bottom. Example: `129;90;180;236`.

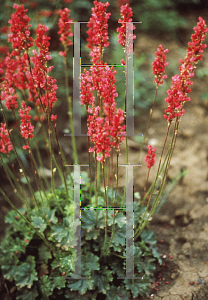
58;8;73;47
164;17;208;123
8;4;33;51
0;123;13;154
18;101;34;141
116;3;136;53
152;44;169;86
145;145;156;169
86;1;111;64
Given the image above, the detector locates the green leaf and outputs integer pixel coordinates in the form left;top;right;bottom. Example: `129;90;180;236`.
4;208;26;224
31;216;47;233
112;225;125;247
38;243;52;263
81;210;105;232
48;216;74;251
140;229;157;246
67;278;94;295
1;254;19;281
16;286;39;300
39;275;53;298
107;212;126;228
137;257;156;276
111;261;125;278
124;277;150;297
81;227;100;240
15;256;38;289
46;208;58;224
51;252;73;277
151;247;162;265
92;266;113;294
106;286;131;300
50;271;66;290
82;252;100;275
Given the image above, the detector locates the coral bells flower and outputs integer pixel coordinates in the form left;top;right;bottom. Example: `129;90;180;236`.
1;85;18;111
0;123;13;154
164;17;208;123
8;4;33;52
80;68;95;107
117;3;136;53
86;1;111;63
152;44;169;86
19;101;34;145
58;8;73;47
145;145;156;169
35;24;51;58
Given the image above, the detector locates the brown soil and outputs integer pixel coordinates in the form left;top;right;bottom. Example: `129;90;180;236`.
1;9;208;300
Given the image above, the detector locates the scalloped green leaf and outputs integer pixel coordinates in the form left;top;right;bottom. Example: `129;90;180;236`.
51;252;73;273
1;254;18;281
111;261;125;278
50;271;66;290
82;252;100;275
48;216;74;250
81;210;105;232
137;257;156;276
67;278;94;295
124;277;150;297
31;216;47;233
107;211;126;228
151;246;162;265
4;208;26;224
39;275;53;297
140;229;157;246
15;256;38;289
112;225;125;247
92;266;113;294
16;286;38;300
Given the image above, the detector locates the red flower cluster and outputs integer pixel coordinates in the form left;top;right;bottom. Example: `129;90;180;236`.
18;101;34;148
8;4;33;52
116;3;136;54
152;44;169;86
58;8;73;48
164;17;208;123
30;24;58;111
86;1;111;64
81;64;126;162
80;69;95;107
145;145;156;169
1;84;18;111
0;123;13;154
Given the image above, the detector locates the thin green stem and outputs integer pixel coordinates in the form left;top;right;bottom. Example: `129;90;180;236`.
0;101;39;207
136;85;159;164
64;49;78;165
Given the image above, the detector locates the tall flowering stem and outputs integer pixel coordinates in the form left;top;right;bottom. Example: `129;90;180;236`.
144;145;156;195
135;16;208;240
136;44;169;164
116;3;136;163
58;8;79;165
